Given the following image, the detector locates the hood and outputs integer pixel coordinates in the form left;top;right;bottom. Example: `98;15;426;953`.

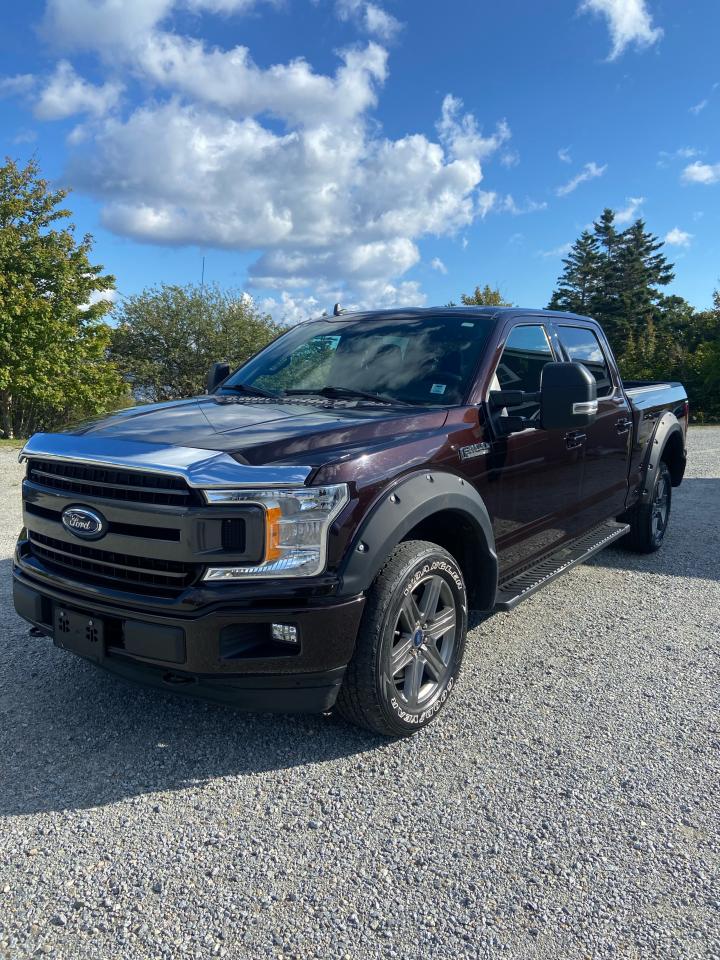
68;395;449;467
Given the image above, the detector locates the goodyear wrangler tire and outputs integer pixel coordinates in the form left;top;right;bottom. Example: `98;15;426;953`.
336;540;468;737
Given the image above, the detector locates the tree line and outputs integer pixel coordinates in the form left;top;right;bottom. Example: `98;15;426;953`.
1;157;718;439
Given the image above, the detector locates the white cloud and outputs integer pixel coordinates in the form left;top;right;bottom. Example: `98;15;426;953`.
258;291;324;325
34;61;123;120
67;90;506;310
579;0;663;59
690;99;708;115
500;150;519;168
657;146;700;167
556;161;607;196
430;257;447;274
41;0;175;51
32;0;512;317
558;146;572;164
614;195;644;224
81;288;119;311
664;227;692;247
0;74;36;97
335;0;402;39
364;3;402;39
682;161;720;185
437;95;510;162
499;195;548;215
538;242;572;258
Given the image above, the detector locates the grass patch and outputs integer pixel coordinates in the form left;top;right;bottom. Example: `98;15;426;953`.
0;438;25;448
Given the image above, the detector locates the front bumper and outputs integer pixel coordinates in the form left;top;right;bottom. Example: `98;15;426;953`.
13;566;365;713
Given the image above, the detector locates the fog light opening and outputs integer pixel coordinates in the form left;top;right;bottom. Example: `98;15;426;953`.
271;623;299;644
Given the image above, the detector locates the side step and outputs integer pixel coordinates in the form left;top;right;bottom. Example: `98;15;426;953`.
494;520;630;611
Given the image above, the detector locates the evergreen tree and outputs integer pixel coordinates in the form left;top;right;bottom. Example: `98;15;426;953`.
547;231;601;313
615;219;674;345
548;208;675;355
460;284;512;306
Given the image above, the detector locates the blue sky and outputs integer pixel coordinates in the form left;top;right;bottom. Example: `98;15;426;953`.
1;0;719;322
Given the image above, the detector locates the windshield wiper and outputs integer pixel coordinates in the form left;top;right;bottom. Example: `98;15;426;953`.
285;386;410;406
222;382;281;400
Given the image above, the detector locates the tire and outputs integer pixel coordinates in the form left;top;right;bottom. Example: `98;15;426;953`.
624;460;672;553
336;540;468;737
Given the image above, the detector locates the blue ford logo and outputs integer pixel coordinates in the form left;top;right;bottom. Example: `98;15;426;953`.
61;506;107;540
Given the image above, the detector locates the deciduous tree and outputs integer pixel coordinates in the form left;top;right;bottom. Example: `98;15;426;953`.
110;283;282;402
0;157;126;438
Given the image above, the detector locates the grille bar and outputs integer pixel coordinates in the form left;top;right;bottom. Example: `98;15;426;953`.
28;531;199;595
27;459;195;507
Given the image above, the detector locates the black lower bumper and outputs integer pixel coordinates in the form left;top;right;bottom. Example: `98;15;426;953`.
13;569;365;714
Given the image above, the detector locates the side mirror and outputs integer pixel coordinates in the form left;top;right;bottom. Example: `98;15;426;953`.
540;362;598;430
206;361;231;393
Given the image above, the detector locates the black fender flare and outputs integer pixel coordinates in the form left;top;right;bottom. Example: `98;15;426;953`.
639;412;684;504
338;470;498;608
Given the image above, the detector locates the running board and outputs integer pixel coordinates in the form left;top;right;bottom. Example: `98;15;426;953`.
494;520;630;611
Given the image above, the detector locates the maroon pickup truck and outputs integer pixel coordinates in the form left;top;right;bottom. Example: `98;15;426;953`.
13;308;688;736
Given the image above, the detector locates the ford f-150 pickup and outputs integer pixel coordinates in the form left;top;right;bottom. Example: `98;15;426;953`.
13;308;688;736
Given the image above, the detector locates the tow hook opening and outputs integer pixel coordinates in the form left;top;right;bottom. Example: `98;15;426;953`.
162;672;198;687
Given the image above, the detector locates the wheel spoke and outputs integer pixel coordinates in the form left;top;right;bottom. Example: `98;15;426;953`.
390;635;414;677
419;576;442;621
424;607;455;642
403;655;425;707
400;592;422;631
422;641;446;680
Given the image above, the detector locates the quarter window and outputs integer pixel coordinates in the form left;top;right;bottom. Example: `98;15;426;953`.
558;326;613;397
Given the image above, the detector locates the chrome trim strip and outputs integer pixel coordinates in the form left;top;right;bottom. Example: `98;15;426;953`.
19;433;313;488
572;400;599;415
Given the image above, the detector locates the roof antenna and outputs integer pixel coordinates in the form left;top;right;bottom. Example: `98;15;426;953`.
333;302;344;316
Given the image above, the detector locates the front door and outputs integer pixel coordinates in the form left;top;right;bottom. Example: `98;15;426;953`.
554;323;631;528
476;322;588;577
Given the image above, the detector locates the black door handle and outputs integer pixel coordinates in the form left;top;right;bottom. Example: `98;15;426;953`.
616;418;632;435
565;431;586;450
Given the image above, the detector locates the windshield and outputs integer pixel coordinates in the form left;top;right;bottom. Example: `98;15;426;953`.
223;313;497;406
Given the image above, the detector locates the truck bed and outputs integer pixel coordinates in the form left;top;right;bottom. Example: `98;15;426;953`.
624;379;687;411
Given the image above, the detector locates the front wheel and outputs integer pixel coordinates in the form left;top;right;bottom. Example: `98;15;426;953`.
336;540;468;737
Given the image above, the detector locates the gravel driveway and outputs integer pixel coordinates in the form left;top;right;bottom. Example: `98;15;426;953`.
1;429;718;959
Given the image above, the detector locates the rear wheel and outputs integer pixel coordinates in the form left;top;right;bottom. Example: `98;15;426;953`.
624;460;672;553
336;540;468;737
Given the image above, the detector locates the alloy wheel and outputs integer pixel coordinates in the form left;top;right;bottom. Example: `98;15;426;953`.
386;574;457;710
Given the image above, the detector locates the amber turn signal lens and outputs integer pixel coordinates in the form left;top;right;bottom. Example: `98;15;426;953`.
264;505;283;561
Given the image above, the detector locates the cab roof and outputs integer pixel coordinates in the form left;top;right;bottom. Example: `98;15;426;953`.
326;306;594;323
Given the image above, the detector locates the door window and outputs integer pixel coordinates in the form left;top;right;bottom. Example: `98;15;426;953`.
492;324;554;419
558;326;614;397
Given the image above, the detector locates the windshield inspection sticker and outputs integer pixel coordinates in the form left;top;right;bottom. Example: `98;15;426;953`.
430;383;447;395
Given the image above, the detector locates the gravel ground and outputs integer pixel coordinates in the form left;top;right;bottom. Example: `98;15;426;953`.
0;428;719;960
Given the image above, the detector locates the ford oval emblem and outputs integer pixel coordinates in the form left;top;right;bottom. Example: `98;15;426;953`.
61;505;107;540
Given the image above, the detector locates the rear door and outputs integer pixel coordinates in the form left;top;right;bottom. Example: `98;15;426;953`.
553;323;631;528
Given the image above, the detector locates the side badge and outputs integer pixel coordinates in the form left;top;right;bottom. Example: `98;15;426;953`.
459;442;490;461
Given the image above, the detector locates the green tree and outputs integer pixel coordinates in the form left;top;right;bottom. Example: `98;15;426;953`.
547;206;720;420
460;284;512;306
547;231;601;314
614;219;674;344
110;283;282;402
0;157;126;439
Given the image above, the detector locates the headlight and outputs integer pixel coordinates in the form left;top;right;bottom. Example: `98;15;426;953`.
202;484;349;580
